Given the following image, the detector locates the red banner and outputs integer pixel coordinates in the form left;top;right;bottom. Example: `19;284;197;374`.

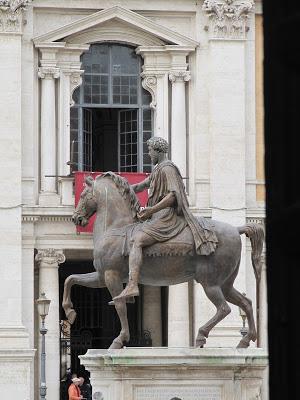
74;171;149;233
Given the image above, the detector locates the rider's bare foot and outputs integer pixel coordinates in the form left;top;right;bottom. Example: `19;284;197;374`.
113;285;139;301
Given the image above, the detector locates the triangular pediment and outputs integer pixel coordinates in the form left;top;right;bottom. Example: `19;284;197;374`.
33;6;198;48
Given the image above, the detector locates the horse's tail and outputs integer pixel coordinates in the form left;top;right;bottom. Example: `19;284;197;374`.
238;223;265;282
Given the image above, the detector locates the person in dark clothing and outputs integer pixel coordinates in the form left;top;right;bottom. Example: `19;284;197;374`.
79;376;92;400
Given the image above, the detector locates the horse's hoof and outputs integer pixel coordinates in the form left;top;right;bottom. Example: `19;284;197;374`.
108;298;126;306
66;309;77;324
196;337;206;347
109;339;123;349
237;338;249;348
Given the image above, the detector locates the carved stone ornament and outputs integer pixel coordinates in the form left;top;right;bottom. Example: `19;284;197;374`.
38;67;60;80
141;73;157;110
70;70;84;107
169;71;191;84
35;249;66;266
202;0;254;39
0;0;30;33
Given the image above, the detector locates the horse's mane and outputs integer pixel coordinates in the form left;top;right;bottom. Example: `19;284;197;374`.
96;172;141;220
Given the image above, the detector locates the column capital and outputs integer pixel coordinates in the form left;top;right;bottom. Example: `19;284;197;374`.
35;249;65;267
0;0;30;34
38;66;60;80
169;71;191;84
141;73;157;110
202;0;254;40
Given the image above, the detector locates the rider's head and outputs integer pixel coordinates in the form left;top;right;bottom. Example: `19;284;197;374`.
147;137;168;164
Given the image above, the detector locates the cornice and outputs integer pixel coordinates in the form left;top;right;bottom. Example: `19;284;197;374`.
33;6;199;47
202;0;254;40
22;206;74;223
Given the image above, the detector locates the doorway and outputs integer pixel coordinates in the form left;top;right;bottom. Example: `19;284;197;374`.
59;260;144;398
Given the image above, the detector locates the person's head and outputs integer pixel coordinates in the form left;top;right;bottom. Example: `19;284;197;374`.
147;136;168;165
71;377;81;386
79;376;85;386
71;373;77;379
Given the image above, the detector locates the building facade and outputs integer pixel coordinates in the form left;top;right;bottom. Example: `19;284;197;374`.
0;1;266;399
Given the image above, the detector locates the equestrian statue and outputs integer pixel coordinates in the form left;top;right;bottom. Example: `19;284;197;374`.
62;137;264;350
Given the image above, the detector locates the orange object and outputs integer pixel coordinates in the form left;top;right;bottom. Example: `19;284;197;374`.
68;383;82;400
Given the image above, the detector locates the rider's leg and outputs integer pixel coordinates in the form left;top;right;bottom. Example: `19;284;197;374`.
113;231;156;300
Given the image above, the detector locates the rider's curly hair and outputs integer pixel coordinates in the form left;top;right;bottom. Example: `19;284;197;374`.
147;136;169;153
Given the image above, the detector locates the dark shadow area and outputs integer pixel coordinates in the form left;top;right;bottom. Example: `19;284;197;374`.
263;1;300;398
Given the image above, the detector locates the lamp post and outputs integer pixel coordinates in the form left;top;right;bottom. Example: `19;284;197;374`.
36;292;51;400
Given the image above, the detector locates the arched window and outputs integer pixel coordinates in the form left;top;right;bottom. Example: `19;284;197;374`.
70;43;153;173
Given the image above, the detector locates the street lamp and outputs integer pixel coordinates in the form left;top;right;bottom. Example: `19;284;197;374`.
36;292;51;400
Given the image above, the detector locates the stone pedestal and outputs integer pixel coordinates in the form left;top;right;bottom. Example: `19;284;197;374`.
80;347;268;400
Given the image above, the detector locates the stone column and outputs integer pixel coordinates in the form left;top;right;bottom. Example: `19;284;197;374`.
0;2;35;399
193;0;255;347
35;249;65;400
169;70;191;174
38;65;59;203
167;70;191;347
143;286;162;346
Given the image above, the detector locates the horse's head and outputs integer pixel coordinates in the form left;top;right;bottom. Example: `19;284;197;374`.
72;176;97;227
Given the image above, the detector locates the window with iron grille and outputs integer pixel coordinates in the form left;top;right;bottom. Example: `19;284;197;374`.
70;43;153;172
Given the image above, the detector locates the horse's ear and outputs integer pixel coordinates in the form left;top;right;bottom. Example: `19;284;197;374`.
85;176;94;188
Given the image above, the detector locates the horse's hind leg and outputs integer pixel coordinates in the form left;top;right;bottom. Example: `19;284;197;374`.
195;285;231;347
223;286;257;348
105;270;130;349
62;272;103;324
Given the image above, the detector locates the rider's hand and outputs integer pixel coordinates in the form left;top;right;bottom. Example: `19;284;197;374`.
138;207;153;221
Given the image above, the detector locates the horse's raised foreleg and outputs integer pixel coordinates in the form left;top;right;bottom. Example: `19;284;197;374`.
223;286;257;348
62;272;103;324
105;270;130;349
195;285;231;347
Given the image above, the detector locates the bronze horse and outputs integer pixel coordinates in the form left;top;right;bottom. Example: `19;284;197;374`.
62;172;264;349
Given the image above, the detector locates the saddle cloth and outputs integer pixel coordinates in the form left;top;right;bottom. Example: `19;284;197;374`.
106;222;195;257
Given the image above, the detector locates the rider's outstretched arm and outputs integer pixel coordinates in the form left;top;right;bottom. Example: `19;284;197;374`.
148;192;176;214
138;192;176;220
132;177;150;193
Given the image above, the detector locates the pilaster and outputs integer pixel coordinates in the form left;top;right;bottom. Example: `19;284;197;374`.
192;0;255;347
0;3;34;400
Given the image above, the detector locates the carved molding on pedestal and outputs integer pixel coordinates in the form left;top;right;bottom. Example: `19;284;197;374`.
141;73;157;110
168;71;191;84
35;249;66;266
0;0;30;33
202;0;254;40
38;66;60;80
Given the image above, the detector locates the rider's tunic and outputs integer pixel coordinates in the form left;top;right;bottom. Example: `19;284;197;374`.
141;160;218;255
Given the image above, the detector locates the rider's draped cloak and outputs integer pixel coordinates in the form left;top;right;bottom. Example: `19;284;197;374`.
141;160;218;255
